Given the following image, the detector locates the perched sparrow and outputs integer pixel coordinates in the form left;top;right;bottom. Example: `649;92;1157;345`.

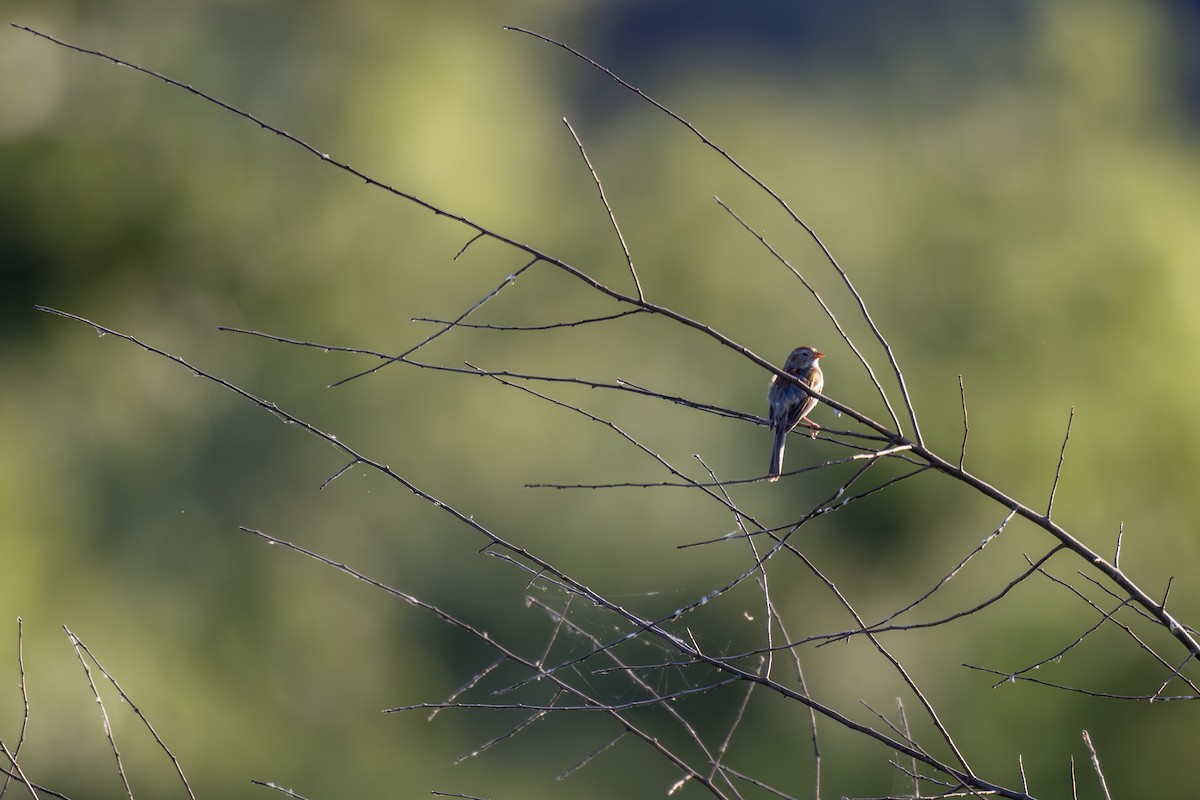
766;346;825;482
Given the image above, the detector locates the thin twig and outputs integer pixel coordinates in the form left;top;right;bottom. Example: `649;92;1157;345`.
453;231;485;260
717;767;804;800
1151;654;1196;702
1046;406;1074;518
319;458;359;490
556;731;627;780
851;444;914;460
985;598;1134;688
695;457;761;800
0;766;71;800
767;611;821;800
958;375;969;471
453;690;562;764
859;701;924;754
463;361;763;524
554;734;628;782
960;664;1197;701
329;259;537;387
897;700;912;800
429;659;504;722
65;628;134;800
66;629;197;800
825;510;1018;636
250;782;313;800
0;618;34;800
396;681;745;714
697;454;773;670
412;309;644;331
563;118;644;301
536;596;573;670
1036;565;1200;696
1114;522;1124;570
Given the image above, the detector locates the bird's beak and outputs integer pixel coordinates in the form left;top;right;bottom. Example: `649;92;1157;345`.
813;350;825;359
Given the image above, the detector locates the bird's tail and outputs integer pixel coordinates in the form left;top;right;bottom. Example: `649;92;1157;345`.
767;427;787;482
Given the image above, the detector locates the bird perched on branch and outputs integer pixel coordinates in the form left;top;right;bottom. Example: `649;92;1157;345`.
766;346;825;482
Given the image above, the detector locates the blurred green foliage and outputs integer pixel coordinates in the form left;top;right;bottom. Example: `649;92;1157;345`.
3;1;1200;797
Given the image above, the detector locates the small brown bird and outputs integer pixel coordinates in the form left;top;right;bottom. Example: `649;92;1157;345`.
766;346;825;482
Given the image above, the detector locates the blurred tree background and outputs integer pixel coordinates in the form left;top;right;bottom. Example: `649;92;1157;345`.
3;0;1200;797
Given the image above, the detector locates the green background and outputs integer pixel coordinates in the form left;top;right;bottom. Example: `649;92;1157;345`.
4;1;1200;797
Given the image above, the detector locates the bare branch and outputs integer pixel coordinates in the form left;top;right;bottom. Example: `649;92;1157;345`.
980;598;1134;689
1114;522;1124;570
563;118;644;301
429;658;504;722
821;510;1020;638
1081;731;1112;800
1151;654;1196;702
320;458;360;490
463;361;767;525
453;231;486;260
0;619;35;800
897;699;918;800
0;765;72;800
250;781;313;800
1038;566;1200;696
555;731;627;780
453;689;562;764
412;309;645;331
330;258;537;387
717;767;805;800
851;443;914;460
962;664;1197;701
765;608;822;799
958;375;969;471
64;629;197;800
1046;406;1075;518
65;627;134;800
